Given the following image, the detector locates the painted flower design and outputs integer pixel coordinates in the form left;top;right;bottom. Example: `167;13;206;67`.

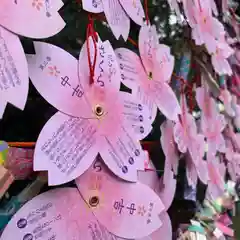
82;0;145;40
115;25;181;122
196;86;226;156
32;0;43;10
0;1;65;119
27;39;152;185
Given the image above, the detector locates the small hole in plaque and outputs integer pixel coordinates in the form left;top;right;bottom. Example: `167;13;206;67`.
89;196;99;207
94;105;104;117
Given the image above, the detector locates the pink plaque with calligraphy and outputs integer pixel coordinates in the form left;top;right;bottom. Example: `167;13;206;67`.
28;41;153;184
1;187;122;240
76;158;165;239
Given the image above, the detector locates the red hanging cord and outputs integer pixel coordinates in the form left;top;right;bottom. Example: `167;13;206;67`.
86;14;98;84
172;73;195;113
144;0;150;25
127;37;138;47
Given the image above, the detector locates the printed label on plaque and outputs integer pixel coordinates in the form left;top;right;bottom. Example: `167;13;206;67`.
121;92;153;140
34;112;99;185
0;26;28;115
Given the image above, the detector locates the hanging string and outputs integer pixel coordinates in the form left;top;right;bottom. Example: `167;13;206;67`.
144;0;150;25
145;168;164;173
127;37;138;47
86;14;98;84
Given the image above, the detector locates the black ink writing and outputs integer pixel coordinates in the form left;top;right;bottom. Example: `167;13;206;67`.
72;84;84;98
127;203;136;215
114;199;124;214
39;56;51;71
61;76;71;87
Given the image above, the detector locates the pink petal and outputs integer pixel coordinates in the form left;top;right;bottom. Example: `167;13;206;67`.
150;212;172;240
151;82;181;121
132;86;158;123
99;125;145;182
89;40;122;90
76;160;165;239
120;92;153;140
118;0;145;26
34;112;99;185
0;26;28;113
102;0;130;40
207;157;225;199
173;120;188;153
0;0;65;38
138;25;158;73
115;48;147;90
197;160;209;185
154;44;175;83
156;170;177;211
182;0;197;27
27;42;92;118
160;120;179;176
215;133;226;153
